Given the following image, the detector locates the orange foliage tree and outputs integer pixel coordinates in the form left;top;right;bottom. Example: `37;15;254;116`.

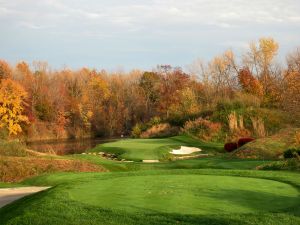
0;60;12;80
238;67;263;96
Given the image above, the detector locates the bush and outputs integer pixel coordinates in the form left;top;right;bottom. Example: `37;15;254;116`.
226;129;252;143
140;123;179;138
224;137;254;153
283;148;300;159
182;118;222;141
131;117;164;138
237;137;255;147
131;124;142;138
224;142;238;152
167;113;203;127
147;116;161;127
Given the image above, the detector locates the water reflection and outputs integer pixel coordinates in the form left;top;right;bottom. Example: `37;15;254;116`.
27;138;117;155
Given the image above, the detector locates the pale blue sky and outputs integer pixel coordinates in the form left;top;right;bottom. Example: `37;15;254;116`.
0;0;300;70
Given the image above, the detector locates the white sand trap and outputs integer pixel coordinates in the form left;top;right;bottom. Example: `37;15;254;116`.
0;186;50;208
142;160;159;163
170;146;202;155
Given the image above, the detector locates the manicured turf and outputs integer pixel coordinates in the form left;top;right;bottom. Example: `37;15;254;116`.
70;154;274;172
70;174;298;214
89;136;223;161
1;170;300;225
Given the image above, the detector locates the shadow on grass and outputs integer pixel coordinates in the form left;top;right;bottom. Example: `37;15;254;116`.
194;188;300;213
0;189;248;225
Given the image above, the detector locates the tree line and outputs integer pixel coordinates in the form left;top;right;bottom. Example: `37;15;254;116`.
0;37;299;140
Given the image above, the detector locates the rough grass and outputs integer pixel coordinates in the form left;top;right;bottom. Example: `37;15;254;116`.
232;128;300;159
0;170;299;225
0;140;28;157
257;159;300;171
0;156;106;182
89;135;223;161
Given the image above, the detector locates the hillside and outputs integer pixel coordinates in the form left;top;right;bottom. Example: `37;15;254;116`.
232;128;300;159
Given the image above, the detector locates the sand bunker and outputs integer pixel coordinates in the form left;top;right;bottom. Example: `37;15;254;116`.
142;160;160;163
170;146;202;155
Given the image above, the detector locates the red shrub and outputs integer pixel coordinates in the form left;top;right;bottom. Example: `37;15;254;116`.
224;142;238;152
238;137;255;147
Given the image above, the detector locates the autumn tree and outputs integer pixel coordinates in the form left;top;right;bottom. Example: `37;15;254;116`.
281;49;300;121
287;47;300;72
169;87;200;118
0;60;12;80
0;79;29;136
208;50;238;97
84;72;110;135
238;67;263;96
139;71;160;118
156;66;190;119
243;38;280;99
14;62;35;122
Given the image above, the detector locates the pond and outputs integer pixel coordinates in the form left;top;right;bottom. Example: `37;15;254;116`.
26;138;117;155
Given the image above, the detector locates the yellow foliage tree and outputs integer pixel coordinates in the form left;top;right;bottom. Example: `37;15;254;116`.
84;75;110;110
0;60;12;79
245;37;279;96
0;79;29;135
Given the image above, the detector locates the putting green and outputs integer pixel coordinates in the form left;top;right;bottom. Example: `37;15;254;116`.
69;174;299;215
90;136;223;161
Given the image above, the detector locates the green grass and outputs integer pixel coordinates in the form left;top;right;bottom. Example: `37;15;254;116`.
0;182;25;188
89;136;223;161
66;135;271;172
70;175;298;214
1;135;299;225
69;154;274;172
1;170;300;225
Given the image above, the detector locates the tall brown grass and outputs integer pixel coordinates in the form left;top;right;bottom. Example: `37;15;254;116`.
295;131;300;146
0;140;28;157
251;117;266;137
228;112;238;131
228;112;245;131
0;156;106;182
140;123;178;138
182;118;222;141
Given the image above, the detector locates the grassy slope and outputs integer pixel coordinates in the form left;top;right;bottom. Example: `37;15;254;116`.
233;128;300;159
89;136;223;161
0;170;299;225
